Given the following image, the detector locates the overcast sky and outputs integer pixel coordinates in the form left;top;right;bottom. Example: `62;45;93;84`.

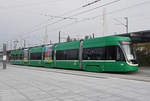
0;0;150;50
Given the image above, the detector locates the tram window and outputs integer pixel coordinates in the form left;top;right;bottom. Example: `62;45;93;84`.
10;55;12;60
15;54;18;60
17;54;20;60
19;54;21;60
21;54;24;60
15;54;17;60
56;50;64;60
14;55;16;60
56;49;78;60
18;54;20;60
106;46;117;60
30;52;42;60
16;54;19;60
83;47;106;60
116;47;125;61
67;49;78;60
52;51;54;60
10;55;14;60
11;55;13;60
13;55;15;60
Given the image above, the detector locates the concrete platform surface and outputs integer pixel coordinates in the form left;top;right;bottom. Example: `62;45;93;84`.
0;65;149;101
11;64;150;82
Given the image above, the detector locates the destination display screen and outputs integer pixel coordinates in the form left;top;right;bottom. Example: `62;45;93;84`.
120;41;132;45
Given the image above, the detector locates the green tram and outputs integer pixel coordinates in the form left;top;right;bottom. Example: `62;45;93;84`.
10;36;138;72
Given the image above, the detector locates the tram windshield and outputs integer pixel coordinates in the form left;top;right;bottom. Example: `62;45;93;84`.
120;41;137;64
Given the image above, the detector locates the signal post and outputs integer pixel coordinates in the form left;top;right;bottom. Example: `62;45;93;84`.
3;43;7;69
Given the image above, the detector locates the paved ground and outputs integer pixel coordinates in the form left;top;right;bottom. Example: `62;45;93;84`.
0;64;149;101
12;64;150;82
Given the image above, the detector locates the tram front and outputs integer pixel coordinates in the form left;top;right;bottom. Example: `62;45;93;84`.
119;41;138;71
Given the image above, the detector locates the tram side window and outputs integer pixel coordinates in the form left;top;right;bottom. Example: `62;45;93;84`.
105;46;125;61
116;46;125;61
16;54;19;60
17;54;19;60
56;49;78;60
83;47;105;60
30;52;42;60
16;54;22;60
10;54;15;60
106;46;117;60
52;51;54;60
15;55;17;60
10;55;12;60
56;50;64;60
66;49;78;60
15;54;18;60
19;54;21;60
13;55;16;60
20;54;24;60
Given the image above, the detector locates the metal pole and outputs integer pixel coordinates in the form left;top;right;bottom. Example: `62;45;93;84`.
59;31;61;43
114;17;129;34
44;23;48;45
10;40;12;50
103;8;107;36
79;40;83;69
125;17;128;33
50;40;52;44
24;40;26;48
3;43;7;69
92;33;95;38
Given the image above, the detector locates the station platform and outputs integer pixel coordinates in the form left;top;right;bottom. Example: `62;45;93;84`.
0;64;149;101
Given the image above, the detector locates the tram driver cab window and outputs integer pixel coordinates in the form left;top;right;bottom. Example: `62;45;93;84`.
106;46;125;61
116;46;125;61
106;46;116;60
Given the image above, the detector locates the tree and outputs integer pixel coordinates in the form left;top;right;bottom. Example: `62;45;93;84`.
66;35;72;42
89;35;92;39
72;38;77;41
84;35;89;40
134;43;150;66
